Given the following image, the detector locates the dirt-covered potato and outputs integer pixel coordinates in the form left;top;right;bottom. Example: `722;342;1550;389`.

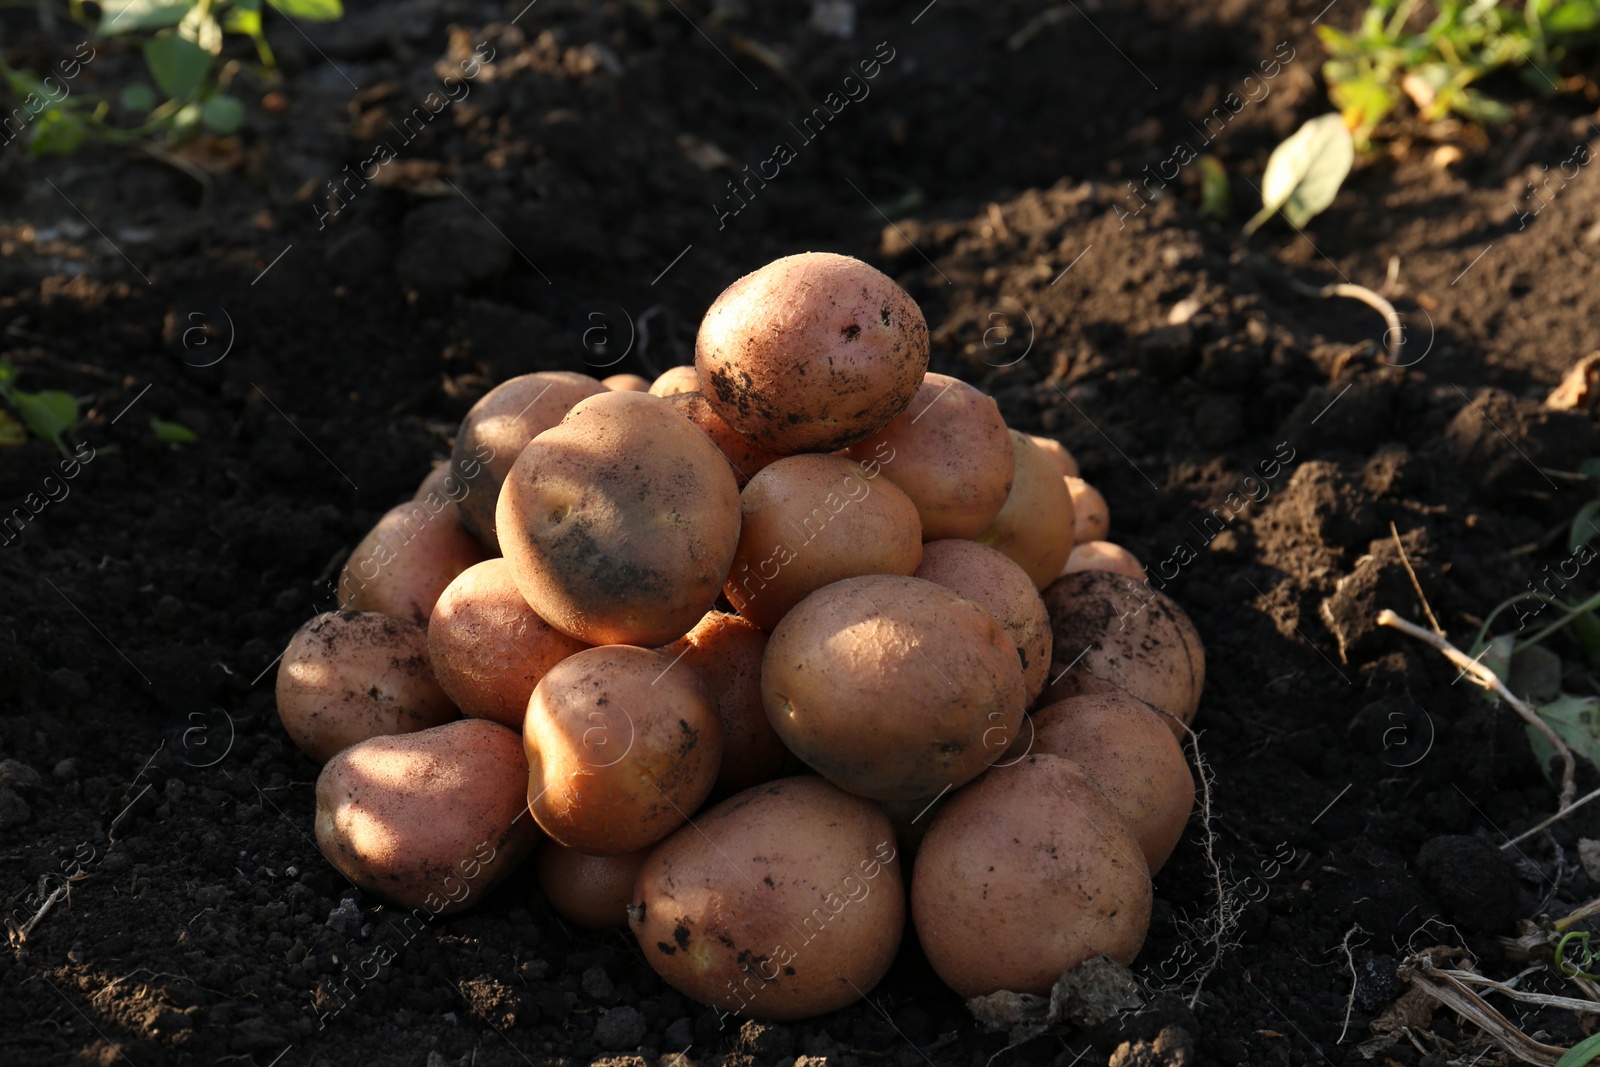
276;611;458;763
1065;477;1110;544
725;454;922;631
537;842;652;929
1042;570;1205;735
450;371;608;551
1030;693;1194;872
763;574;1025;801
696;252;929;454
413;461;468;521
629;776;904;1021
496;390;742;647
603;373;652;392
314;718;540;913
914;539;1051;705
338;501;488;625
911;753;1151;996
1063;540;1146;581
1029;434;1079;478
657;611;790;795
844;373;1013;540
977;431;1076;587
649;365;701;397
665;391;787;488
525;645;722;854
427;558;589;730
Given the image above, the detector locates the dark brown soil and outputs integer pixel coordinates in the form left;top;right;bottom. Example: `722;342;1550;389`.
5;0;1600;1064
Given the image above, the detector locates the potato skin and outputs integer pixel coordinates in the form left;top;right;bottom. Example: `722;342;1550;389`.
762;574;1026;801
1065;477;1110;544
496;390;742;647
914;539;1051;705
1041;570;1205;735
450;371;608;551
315;718;540;914
650;365;702;397
1063;540;1146;581
524;645;723;854
657;611;791;795
977;431;1076;588
1030;693;1195;872
537;843;652;929
1028;434;1079;478
339;502;489;625
725;454;923;632
843;373;1014;540
665;391;787;488
603;373;652;392
276;611;458;764
911;754;1152;997
696;253;930;454
414;461;468;522
427;559;589;729
629;777;904;1021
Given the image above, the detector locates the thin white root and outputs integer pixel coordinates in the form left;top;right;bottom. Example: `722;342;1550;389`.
1290;279;1405;364
1503;782;1600;850
6;881;70;946
1338;924;1367;1043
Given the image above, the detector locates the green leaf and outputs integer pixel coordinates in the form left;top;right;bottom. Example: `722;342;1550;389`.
266;0;342;20
1556;1029;1600;1067
1571;499;1600;553
1245;113;1355;235
1529;692;1600;787
222;6;263;36
99;0;191;33
0;409;26;447
1579;458;1600;481
150;417;198;444
120;82;157;113
1197;155;1230;220
1546;2;1600;34
10;389;79;449
201;94;245;133
1572;611;1600;670
29;109;89;157
144;33;211;101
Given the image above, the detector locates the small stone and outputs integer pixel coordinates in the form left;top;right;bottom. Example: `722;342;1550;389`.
594;1006;647;1051
325;897;361;935
0;759;43;790
53;758;80;782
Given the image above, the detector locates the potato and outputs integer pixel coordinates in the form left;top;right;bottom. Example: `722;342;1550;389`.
650;365;702;397
537;842;651;929
762;574;1026;801
725;454;922;631
450;371;608;551
1030;694;1194;872
414;461;467;521
911;753;1151;997
844;373;1013;540
603;373;652;392
338;502;488;625
1064;540;1146;581
276;611;458;763
1028;434;1079;478
315;718;540;913
525;645;722;854
496;390;742;647
914;539;1051;705
1041;570;1205;736
629;776;904;1021
977;431;1075;588
427;559;589;730
696;252;929;454
1066;477;1110;544
657;611;790;795
665;391;787;488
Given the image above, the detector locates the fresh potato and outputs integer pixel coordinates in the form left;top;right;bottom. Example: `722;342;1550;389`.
696;252;929;454
315;718;540;913
665;391;787;488
450;371;608;551
844;373;1013;540
1066;477;1110;544
1028;434;1079;478
537;842;651;929
725;454;923;631
657;611;790;795
1030;693;1194;872
762;574;1026;801
414;461;467;522
1041;570;1205;736
1064;540;1146;581
629;776;904;1021
427;559;589;730
603;373;652;392
977;431;1076;587
496;390;742;647
911;753;1151;996
650;365;701;397
338;502;488;625
276;611;458;763
914;539;1051;705
525;645;722;854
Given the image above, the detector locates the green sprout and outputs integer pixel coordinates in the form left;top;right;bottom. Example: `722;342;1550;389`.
0;360;81;457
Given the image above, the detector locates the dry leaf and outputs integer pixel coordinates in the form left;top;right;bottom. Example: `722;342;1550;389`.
1546;351;1600;410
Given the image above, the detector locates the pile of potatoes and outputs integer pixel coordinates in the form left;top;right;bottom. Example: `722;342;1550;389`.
274;252;1206;1021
